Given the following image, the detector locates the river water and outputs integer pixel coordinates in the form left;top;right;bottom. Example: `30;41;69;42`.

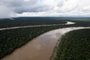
2;27;90;60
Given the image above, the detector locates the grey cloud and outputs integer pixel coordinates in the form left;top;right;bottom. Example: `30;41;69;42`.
0;5;16;18
0;0;90;18
0;0;58;18
0;0;55;13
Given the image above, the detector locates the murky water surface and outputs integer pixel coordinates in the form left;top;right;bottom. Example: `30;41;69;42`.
2;27;89;60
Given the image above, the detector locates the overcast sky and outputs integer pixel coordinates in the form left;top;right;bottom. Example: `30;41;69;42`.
0;0;90;18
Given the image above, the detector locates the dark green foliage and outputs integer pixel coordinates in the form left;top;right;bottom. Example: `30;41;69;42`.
0;25;63;59
0;17;90;28
0;17;66;28
0;17;90;59
54;29;90;60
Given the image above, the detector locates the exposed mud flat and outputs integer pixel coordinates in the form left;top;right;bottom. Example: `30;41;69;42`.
2;27;90;60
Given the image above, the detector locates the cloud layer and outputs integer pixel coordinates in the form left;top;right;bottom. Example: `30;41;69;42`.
0;0;90;18
0;5;16;18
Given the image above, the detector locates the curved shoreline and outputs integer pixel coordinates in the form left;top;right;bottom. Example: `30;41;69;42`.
0;21;75;31
0;24;63;31
2;27;90;60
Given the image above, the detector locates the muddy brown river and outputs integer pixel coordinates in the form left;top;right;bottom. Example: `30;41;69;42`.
2;27;90;60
